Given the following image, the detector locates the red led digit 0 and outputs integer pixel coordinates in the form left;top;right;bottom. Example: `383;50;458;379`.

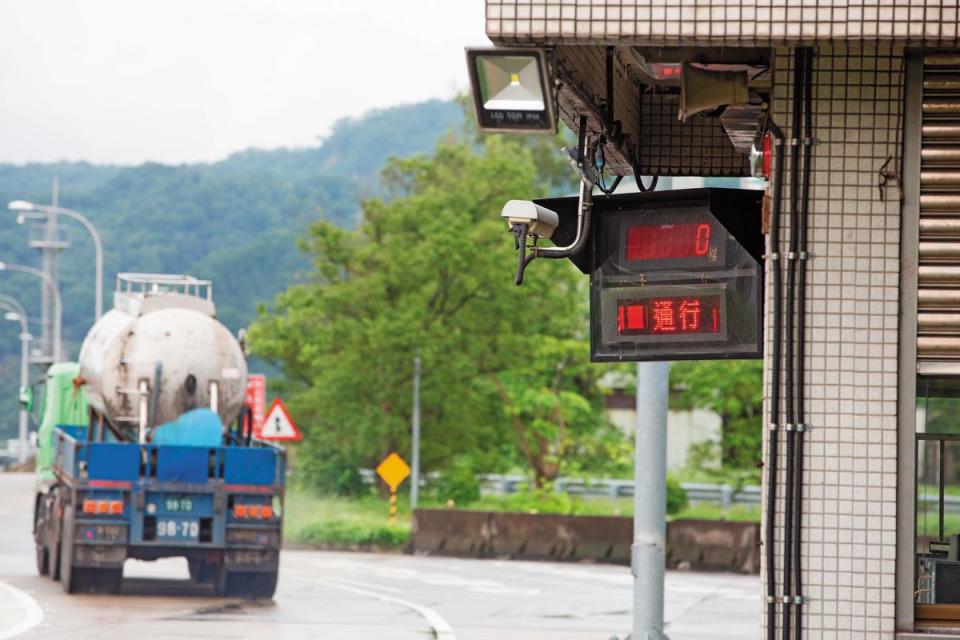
694;224;710;256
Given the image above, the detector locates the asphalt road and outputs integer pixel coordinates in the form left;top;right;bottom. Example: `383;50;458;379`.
0;473;759;639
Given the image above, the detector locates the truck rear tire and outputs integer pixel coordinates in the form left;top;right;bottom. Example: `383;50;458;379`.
34;493;50;576
216;568;278;599
35;545;49;576
49;494;63;581
60;505;78;593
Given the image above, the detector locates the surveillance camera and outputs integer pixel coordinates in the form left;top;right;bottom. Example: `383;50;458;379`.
500;200;559;240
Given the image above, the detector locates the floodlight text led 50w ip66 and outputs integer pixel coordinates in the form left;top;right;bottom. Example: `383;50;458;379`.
466;47;556;133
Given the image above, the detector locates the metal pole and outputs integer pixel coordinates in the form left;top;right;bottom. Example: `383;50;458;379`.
17;324;30;463
40;179;58;362
0;298;31;464
34;205;103;321
411;353;421;510
633;360;670;640
0;264;62;362
8;202;104;323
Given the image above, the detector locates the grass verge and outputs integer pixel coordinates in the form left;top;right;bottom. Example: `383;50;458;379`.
283;487;411;550
283;485;762;550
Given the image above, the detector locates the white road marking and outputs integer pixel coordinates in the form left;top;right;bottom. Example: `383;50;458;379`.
303;557;540;595
290;574;456;640
0;581;44;640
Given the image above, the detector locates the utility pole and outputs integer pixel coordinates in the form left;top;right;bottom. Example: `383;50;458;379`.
411;353;421;510
9;200;105;323
633;361;670;640
32;177;68;366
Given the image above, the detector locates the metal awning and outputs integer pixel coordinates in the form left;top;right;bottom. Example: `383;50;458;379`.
486;1;960;48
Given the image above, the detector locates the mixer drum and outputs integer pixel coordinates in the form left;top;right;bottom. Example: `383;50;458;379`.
79;296;247;431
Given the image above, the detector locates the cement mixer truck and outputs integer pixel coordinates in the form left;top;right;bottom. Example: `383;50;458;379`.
32;274;285;597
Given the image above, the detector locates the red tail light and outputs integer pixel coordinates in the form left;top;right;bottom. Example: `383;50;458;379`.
762;132;773;179
751;132;774;180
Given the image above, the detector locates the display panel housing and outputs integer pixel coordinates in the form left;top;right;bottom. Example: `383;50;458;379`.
535;188;764;362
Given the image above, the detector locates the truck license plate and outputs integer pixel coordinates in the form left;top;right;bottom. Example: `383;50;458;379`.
157;519;199;540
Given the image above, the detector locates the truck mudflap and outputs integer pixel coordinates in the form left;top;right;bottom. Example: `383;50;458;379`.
71;544;127;568
224;548;279;571
59;504;124;595
182;545;279;598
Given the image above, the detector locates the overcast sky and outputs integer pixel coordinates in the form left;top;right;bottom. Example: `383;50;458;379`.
0;1;487;165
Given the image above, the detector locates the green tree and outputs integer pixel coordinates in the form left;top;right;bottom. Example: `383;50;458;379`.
249;136;617;493
670;360;763;472
487;337;630;487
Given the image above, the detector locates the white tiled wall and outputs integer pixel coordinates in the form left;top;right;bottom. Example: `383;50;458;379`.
764;44;903;639
486;1;960;46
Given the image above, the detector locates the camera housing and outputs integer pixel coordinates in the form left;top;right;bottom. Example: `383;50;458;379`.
500;200;560;239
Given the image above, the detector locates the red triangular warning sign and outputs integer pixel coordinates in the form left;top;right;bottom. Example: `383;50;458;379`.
258;398;302;442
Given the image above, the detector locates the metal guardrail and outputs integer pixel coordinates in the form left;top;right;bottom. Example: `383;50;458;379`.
358;469;761;509
480;475;761;510
361;469;960;513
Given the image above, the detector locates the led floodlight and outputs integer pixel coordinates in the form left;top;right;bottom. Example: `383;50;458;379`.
466;47;556;133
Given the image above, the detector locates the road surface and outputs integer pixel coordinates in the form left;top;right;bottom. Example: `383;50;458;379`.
0;473;759;639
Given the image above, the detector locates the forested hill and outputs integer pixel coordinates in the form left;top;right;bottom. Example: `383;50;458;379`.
0;98;463;439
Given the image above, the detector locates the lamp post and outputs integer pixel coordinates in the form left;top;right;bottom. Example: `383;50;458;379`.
8;200;104;321
0;301;31;463
0;263;61;362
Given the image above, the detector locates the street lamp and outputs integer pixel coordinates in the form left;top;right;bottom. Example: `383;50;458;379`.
0;302;31;464
8;200;104;321
0;262;61;362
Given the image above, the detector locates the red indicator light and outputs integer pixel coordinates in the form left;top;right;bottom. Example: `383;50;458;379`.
618;303;647;333
626;223;712;261
645;63;683;80
618;295;722;337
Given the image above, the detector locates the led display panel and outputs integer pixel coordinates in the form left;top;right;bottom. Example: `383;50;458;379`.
535;188;763;362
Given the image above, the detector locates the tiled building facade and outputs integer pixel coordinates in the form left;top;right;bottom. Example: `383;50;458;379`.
766;44;903;639
483;1;960;638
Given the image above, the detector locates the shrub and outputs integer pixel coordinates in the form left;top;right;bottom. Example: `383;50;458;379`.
432;459;482;505
299;519;409;548
666;475;688;515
